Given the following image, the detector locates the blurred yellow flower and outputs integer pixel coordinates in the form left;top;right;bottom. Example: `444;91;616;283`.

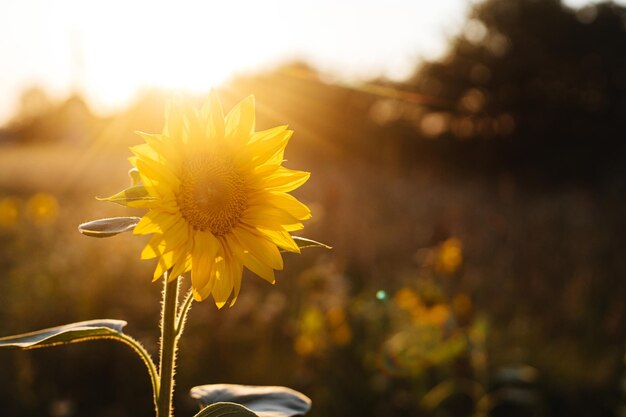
131;93;311;307
0;197;20;227
394;287;420;312
436;237;463;274
26;193;59;226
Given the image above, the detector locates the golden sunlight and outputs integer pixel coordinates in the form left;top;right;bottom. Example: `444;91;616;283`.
76;1;284;113
0;0;473;123
80;0;280;107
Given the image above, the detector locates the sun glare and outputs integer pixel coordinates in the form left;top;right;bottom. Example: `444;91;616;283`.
64;0;285;115
0;0;473;124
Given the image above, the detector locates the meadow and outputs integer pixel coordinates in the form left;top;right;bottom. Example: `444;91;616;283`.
0;69;623;417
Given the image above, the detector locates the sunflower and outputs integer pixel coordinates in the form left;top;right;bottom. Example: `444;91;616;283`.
128;93;311;307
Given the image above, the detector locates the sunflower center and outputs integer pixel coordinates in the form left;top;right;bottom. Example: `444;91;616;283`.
177;155;248;235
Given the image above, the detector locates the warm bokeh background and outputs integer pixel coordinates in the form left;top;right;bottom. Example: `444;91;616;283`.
1;1;625;416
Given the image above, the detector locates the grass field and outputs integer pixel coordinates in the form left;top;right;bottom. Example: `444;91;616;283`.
0;125;623;416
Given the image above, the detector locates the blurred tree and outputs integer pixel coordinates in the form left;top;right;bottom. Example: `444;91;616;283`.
16;87;52;122
407;0;626;182
5;92;100;146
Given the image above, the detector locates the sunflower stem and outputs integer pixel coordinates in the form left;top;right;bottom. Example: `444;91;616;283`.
157;273;180;417
174;289;194;339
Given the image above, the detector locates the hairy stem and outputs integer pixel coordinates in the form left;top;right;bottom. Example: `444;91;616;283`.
157;273;180;417
175;289;194;339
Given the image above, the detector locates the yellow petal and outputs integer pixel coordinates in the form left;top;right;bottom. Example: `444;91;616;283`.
242;253;276;284
134;157;180;190
211;254;234;309
253;166;310;193
130;143;160;162
201;91;225;141
283;222;305;232
229;233;276;283
249;125;288;144
130;160;175;201
152;247;186;281
225;95;255;147
136;131;183;167
248;191;311;222
241;205;303;231
265;192;311;220
237;128;292;168
182;105;207;155
149;195;180;214
129;192;179;213
141;234;164;259
134;210;180;235
232;227;283;270
191;231;220;301
256;228;300;253
168;252;190;281
135;131;163;143
193;261;216;301
221;239;244;307
141;219;188;259
163;100;185;141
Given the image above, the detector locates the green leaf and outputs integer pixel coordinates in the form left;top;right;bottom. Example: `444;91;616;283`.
193;402;258;417
96;184;155;207
190;384;312;417
0;319;127;349
78;216;141;238
0;319;160;401
292;236;332;250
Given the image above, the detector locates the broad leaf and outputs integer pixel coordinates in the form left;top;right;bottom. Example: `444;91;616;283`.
191;384;312;417
78;217;141;238
97;184;155;207
292;236;331;250
0;319;159;398
193;402;258;417
0;319;127;349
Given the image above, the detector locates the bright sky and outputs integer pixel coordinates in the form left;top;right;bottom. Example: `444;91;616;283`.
0;0;619;125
